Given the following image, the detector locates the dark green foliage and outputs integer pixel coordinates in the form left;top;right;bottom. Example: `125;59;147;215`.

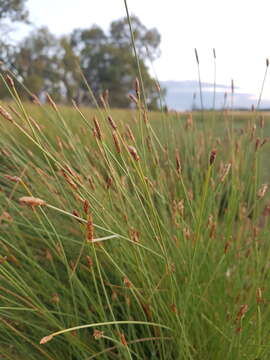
0;0;28;77
0;0;28;22
70;16;162;108
0;14;163;109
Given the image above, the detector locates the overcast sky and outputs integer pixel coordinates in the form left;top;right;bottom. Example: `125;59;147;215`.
12;0;270;100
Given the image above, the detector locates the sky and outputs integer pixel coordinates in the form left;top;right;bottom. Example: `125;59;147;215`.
11;0;270;102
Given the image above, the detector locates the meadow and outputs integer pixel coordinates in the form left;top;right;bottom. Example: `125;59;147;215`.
1;78;270;359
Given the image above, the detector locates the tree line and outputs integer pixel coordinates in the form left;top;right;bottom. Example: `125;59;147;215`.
0;0;163;109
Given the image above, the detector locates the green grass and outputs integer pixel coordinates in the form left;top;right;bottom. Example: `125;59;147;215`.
1;89;270;359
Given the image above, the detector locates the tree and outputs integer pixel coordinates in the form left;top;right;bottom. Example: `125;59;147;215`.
12;27;63;100
58;36;81;100
1;15;163;109
8;28;81;102
0;0;28;23
0;0;29;89
110;16;161;60
71;16;162;109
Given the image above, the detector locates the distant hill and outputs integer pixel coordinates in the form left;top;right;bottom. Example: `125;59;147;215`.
160;80;270;111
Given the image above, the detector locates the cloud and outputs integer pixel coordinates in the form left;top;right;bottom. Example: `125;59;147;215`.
161;80;270;110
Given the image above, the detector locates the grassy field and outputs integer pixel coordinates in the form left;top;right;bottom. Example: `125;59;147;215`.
1;86;270;359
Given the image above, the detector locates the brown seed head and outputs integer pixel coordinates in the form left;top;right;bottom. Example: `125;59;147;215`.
6;75;15;88
0;105;13;122
183;226;191;240
175;148;182;174
83;199;90;215
0;147;11;157
258;184;268;199
128;93;138;105
120;334;127;346
260;115;265;128
111;290;118;301
123;276;132;288
207;214;214;228
93;116;102;141
178;199;184;217
120;333;128;346
45;249;53;261
4;174;21;183
107;116;117;130
40;334;53;345
86;214;94;242
135;77;140;97
208;214;216;238
19;196;46;207
125;295;131;307
224;242;230;254
30;116;41;132
51;294;60;304
143;110;148;124
130;228;140;243
29;93;41;105
61;171;78;190
112;130;121;153
63;165;78;178
99;94;106;108
128;145;140;161
209;149;217;165
88;176;95;190
125;124;135;142
263;203;270;216
85;255;93;269
93;329;104;340
103;89;109;104
92;128;98;138
72;210;83;223
75;194;85;204
0;256;7;264
261;137;269;148
46;93;58;112
106;176;113;189
267;58;269;67
0;211;13;224
56;136;63;151
185;113;193;129
256;288;263;304
220;163;231;182
236;304;248;321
